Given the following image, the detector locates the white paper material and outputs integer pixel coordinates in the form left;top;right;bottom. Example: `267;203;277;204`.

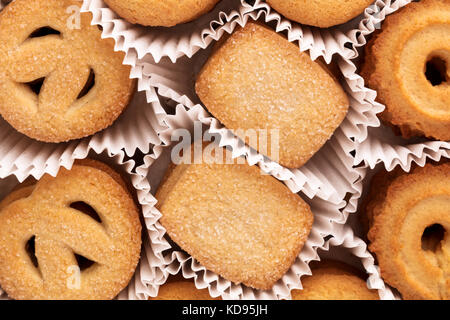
351;149;450;300
126;0;428;300
82;0;257;63
79;0;422;205
80;1;396;299
0;149;162;300
337;1;450;300
0;1;168;180
81;0;413;62
128;5;384;207
129;0;446;186
0;3;162;299
323;223;397;300
131;104;395;300
355;125;450;171
0;0;434;301
0;88;164;181
341;0;450;171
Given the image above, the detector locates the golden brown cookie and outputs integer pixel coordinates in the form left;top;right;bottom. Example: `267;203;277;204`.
156;143;314;290
0;184;36;211
0;0;135;143
359;167;405;235
0;160;142;300
195;22;349;169
291;260;379;300
361;0;450;140
266;0;373;27
104;0;221;27
149;276;220;300
366;162;450;300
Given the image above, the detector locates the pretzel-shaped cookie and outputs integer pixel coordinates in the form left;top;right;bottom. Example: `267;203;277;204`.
0;0;135;142
0;160;142;300
367;163;450;300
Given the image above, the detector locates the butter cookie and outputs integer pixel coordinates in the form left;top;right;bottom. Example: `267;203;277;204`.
156;143;314;290
291;260;379;300
0;160;142;300
361;0;450;140
0;0;135;142
196;22;349;168
366;162;450;300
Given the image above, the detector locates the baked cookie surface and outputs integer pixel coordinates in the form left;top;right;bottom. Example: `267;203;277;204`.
291;260;379;300
156;143;314;290
0;160;142;300
0;0;135;142
366;162;450;300
361;0;450;140
196;22;349;168
104;0;221;27
149;276;220;300
266;0;373;27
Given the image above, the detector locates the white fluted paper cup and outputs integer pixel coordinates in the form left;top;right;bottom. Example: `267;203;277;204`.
130;103;369;300
0;147;166;300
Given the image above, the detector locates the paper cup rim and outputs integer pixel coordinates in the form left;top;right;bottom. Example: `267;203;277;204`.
82;0;257;63
0;148;161;300
129;101;373;299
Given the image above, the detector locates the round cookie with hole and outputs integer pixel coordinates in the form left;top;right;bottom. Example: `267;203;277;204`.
361;0;450;141
0;0;135;143
0;159;142;300
365;161;450;300
291;260;379;300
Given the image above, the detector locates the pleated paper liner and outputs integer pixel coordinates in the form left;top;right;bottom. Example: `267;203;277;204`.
349;150;450;300
127;5;392;220
344;0;449;299
335;0;413;52
0;2;170;299
0;0;171;180
127;0;413;107
154;223;397;300
355;126;450;171
84;0;412;119
245;0;450;190
344;0;450;170
129;0;421;176
81;0;258;63
82;0;413;63
244;0;398;60
129;104;372;300
324;224;398;300
318;223;397;300
0;87;165;181
81;0;412;64
252;0;447;172
0;0;12;9
0;148;164;300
